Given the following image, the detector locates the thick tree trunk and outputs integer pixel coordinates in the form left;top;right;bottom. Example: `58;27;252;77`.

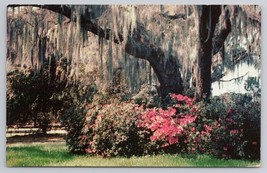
125;37;183;98
150;54;183;98
195;6;221;100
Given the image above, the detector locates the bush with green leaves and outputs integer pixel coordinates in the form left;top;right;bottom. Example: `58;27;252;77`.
7;68;35;126
61;66;134;155
137;93;260;160
7;60;65;133
64;90;260;160
205;93;260;160
59;80;97;153
80;101;157;157
77;94;208;157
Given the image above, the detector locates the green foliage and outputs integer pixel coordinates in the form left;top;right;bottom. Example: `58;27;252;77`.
244;77;260;93
206;93;260;160
7;69;35;125
59;81;97;154
57;64;98;153
159;93;260;160
66;92;260;160
244;77;261;100
132;84;160;108
82;101;155;157
6;61;66;133
136;92;260;160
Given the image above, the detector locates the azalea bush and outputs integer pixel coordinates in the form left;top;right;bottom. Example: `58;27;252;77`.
64;91;260;160
137;93;260;160
81;101;157;157
207;93;261;160
138;94;196;147
77;94;214;156
60;68;98;154
60;83;97;153
137;94;212;154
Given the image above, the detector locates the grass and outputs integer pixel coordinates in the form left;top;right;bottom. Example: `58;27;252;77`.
6;143;260;167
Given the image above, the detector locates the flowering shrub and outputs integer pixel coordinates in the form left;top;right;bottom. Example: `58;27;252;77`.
182;115;218;154
137;93;260;160
207;93;260;160
64;91;260;160
81;101;155;157
138;94;200;152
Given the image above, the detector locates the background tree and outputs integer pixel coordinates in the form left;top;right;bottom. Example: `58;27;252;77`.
7;56;66;133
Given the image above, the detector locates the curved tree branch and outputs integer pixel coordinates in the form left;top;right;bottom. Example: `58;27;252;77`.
7;5;236;98
219;72;248;82
8;4;184;97
159;13;186;20
212;14;231;55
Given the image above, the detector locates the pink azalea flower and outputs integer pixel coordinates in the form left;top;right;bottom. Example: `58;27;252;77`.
204;124;212;132
169;136;178;145
230;129;239;135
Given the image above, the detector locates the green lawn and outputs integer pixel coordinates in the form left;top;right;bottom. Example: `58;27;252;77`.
6;143;260;167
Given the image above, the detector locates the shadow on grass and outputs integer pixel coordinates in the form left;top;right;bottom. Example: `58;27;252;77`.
7;145;74;167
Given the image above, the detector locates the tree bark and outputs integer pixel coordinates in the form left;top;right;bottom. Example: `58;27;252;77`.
195;5;221;100
125;37;183;98
212;12;231;56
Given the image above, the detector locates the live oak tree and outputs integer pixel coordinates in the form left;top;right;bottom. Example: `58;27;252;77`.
7;5;261;99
